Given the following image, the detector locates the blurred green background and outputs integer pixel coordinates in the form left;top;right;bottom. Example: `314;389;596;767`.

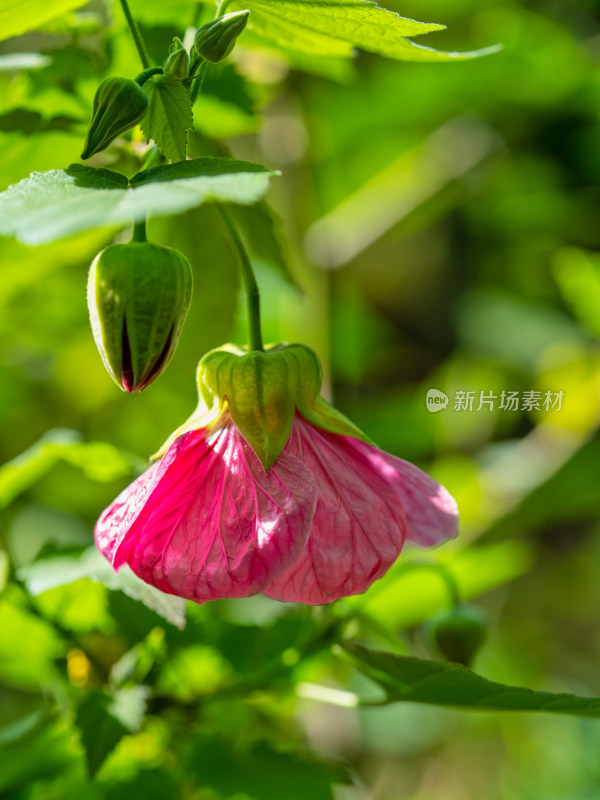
1;0;600;797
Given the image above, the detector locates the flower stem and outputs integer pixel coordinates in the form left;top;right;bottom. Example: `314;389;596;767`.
119;0;151;69
397;561;461;608
216;0;233;15
132;219;147;242
189;60;209;104
217;206;264;352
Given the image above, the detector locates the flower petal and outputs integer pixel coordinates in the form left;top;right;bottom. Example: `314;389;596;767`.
262;418;407;605
95;421;317;602
363;447;458;548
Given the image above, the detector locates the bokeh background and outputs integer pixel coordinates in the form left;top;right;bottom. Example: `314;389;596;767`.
1;0;600;797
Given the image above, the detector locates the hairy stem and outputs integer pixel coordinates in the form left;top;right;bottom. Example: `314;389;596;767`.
217;206;264;352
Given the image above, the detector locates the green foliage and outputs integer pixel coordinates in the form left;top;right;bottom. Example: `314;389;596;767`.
229;0;499;60
140;73;193;163
0;0;599;798
19;548;187;628
0;430;134;508
0;0;88;41
342;645;600;717
0;159;277;244
76;688;148;777
184;735;348;799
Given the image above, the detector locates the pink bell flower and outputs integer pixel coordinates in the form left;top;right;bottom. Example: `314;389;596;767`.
95;344;458;605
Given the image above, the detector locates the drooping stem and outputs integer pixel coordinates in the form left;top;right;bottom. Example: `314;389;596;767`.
190;60;209;104
120;0;151;69
132;219;147;242
216;0;233;15
396;561;461;608
217;206;264;352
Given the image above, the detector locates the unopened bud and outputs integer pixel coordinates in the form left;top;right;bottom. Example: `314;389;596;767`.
426;604;487;667
88;242;192;392
193;10;249;64
164;37;190;80
81;77;149;160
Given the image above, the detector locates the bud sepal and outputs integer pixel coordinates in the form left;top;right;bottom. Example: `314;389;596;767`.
157;342;371;471
164;37;190;80
193;10;250;64
88;242;192;392
81;77;149;160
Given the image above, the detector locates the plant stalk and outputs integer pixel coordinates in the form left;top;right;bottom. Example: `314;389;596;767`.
132;219;147;242
190;60;209;104
217;206;264;352
119;0;151;69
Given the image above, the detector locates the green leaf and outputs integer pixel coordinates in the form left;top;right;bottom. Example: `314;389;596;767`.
228;201;296;285
140;73;193;163
75;687;147;778
0;429;134;508
18;548;187;629
185;735;348;800
0;158;277;245
0;0;88;42
231;0;500;61
0;714;79;795
341;644;600;717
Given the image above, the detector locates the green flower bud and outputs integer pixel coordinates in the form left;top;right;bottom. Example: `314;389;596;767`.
88;242;192;392
164;37;190;80
193;10;250;64
426;604;487;667
81;77;149;160
159;342;370;471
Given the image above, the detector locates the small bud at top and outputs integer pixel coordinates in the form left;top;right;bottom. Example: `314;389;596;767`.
81;77;149;160
88;241;192;392
193;10;250;64
164;37;190;80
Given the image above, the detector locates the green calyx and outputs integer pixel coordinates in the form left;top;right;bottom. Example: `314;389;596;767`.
193;10;250;64
81;77;149;160
88;241;192;392
164;37;190;80
160;343;370;472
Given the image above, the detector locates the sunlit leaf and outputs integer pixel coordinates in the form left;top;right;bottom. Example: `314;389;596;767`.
0;158;277;245
229;0;500;61
18;548;187;629
0;0;88;41
140;73;193;163
0;430;134;508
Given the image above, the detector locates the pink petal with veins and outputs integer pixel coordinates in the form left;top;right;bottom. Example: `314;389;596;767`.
262;418;407;605
262;417;458;605
368;448;458;548
95;421;317;602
